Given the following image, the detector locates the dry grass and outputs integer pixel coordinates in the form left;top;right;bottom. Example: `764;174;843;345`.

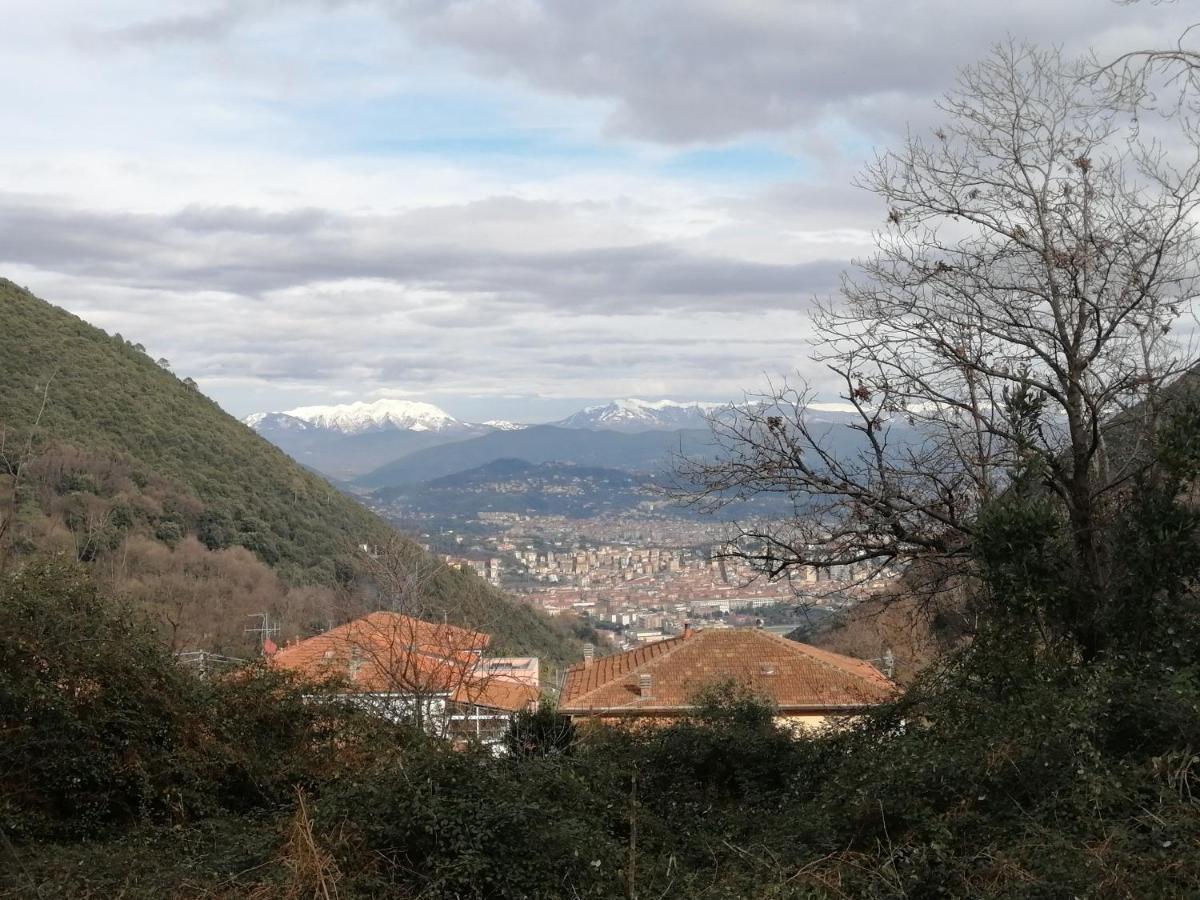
251;789;342;900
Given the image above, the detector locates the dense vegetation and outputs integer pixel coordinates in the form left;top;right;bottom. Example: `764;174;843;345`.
0;278;394;584
6;36;1200;898
0;279;579;664
4;401;1200;897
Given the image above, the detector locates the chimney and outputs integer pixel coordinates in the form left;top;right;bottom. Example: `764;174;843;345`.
682;622;693;639
638;673;653;699
583;644;595;667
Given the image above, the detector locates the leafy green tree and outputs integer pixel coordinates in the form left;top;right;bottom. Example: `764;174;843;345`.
196;509;233;551
153;519;184;547
503;703;576;757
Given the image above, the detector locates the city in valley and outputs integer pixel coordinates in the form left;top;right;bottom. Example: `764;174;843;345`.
378;505;897;652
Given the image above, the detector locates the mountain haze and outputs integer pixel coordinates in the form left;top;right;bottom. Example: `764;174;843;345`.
374;458;657;519
355;424;717;489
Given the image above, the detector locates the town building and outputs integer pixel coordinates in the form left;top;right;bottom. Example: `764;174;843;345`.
558;627;895;731
270;611;538;747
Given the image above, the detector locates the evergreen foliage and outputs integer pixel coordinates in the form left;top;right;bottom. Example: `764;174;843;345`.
7;439;1200;899
0;278;391;584
7;403;1200;897
0;280;578;664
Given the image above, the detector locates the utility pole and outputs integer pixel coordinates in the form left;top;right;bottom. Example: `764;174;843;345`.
245;612;280;655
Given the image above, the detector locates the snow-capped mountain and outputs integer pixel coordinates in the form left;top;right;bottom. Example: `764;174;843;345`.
556;399;727;433
241;400;532;479
245;399;463;435
243;411;313;432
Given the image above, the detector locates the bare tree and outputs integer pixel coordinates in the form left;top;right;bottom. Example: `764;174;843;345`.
359;535;447;620
295;536;528;738
1094;5;1200;119
328;609;492;736
680;44;1200;658
0;372;55;571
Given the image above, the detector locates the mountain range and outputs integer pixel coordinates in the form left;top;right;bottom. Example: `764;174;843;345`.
354;424;718;489
244;395;903;500
552;398;725;432
244;397;731;479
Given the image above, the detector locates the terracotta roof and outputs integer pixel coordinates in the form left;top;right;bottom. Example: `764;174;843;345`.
559;628;895;715
451;676;539;713
561;635;685;699
271;611;490;694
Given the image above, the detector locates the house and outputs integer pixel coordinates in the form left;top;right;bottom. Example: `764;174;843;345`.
476;656;540;687
270;611;538;746
559;626;896;731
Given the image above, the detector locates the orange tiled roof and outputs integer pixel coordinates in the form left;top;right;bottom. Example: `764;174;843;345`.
561;635;685;699
559;628;895;715
451;676;539;713
272;611;490;694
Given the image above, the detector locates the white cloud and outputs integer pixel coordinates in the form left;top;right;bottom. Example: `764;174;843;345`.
2;0;1195;420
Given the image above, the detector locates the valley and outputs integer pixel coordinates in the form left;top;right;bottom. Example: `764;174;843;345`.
241;394;896;651
9;10;1200;892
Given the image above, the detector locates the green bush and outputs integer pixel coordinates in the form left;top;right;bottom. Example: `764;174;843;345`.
0;558;204;837
7;392;1200;896
0;558;399;841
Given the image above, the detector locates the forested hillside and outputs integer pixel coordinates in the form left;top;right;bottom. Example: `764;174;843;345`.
0;278;390;582
0;280;579;664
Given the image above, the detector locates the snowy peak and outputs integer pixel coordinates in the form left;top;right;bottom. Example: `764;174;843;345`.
556;398;726;432
243;411;313;432
482;419;527;432
245;399;462;435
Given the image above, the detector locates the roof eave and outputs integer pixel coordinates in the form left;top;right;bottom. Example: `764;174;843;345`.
559;703;880;717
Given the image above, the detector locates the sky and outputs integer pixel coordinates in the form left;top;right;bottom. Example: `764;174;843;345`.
2;0;1195;423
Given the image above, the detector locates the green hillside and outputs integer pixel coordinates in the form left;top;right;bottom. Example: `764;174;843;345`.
0;279;390;581
0;279;578;665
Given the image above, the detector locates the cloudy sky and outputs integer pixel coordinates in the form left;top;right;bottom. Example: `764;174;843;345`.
3;1;1193;422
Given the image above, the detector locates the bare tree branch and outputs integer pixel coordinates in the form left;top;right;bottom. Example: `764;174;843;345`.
677;44;1200;658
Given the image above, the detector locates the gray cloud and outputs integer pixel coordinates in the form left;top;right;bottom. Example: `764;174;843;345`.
82;1;1196;143
0;194;840;315
380;0;1191;142
21;0;1193;419
81;4;247;48
0;189;836;411
169;205;332;235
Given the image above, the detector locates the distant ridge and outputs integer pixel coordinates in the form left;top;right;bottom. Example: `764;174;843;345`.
356;424;717;489
247;398;464;435
555;398;727;432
